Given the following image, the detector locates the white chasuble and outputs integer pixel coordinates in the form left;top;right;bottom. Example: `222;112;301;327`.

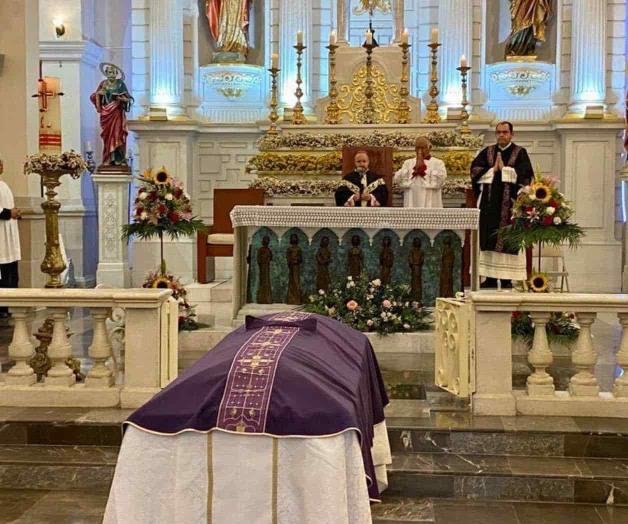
0;180;20;264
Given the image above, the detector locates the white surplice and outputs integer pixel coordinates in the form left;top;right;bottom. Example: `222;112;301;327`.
103;422;391;524
393;157;447;208
0;180;20;265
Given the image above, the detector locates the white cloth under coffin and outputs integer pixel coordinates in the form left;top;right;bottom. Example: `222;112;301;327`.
103;422;391;524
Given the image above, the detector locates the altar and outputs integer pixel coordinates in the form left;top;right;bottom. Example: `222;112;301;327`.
229;206;480;320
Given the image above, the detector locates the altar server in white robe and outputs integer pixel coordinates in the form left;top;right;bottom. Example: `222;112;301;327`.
394;137;447;208
0;159;21;318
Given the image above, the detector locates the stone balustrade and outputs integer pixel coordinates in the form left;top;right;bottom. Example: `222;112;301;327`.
0;289;178;409
436;293;628;418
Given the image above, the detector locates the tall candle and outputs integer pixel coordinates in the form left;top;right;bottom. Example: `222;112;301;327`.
401;28;409;45
460;54;468;68
431;27;439;44
296;31;303;45
366;30;373;45
271;53;279;69
329;30;337;45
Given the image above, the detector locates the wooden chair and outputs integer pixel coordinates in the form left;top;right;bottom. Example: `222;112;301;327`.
197;188;265;283
341;146;394;207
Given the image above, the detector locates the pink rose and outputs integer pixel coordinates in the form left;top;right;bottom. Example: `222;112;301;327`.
382;299;392;309
346;300;358;311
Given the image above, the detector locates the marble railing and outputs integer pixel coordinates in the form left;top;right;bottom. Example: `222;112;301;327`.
437;293;628;418
0;289;178;409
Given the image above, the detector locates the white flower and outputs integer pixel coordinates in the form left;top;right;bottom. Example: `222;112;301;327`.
403;323;410;329
318;289;325;295
371;279;381;287
529;193;536;200
165;193;174;201
347;276;353;281
545;206;555;216
553;217;562;225
138;192;147;200
140;212;148;220
346;281;355;289
184;192;190;199
367;319;374;327
380;312;387;319
520;186;531;194
366;294;374;300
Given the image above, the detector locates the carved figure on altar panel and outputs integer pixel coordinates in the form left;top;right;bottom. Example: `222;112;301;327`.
439;238;455;298
505;0;553;58
408;237;424;305
286;233;303;305
315;236;332;293
379;236;394;285
347;235;364;280
256;235;273;304
206;0;251;58
90;63;133;167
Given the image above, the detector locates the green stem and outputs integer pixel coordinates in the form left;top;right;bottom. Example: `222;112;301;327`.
159;230;166;275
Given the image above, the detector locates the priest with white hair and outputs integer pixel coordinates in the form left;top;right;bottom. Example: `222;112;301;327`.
393;136;447;208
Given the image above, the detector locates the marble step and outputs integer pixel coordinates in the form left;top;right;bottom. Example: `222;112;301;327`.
386;451;628;505
372;497;628;523
0;445;116;491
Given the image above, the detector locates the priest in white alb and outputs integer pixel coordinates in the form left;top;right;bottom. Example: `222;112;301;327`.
0;159;21;319
394;137;447;208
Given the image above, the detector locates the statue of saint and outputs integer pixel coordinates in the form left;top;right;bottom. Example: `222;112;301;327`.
206;0;251;58
353;0;392;16
90;63;133;167
286;234;303;305
439;238;456;298
505;0;553;58
256;235;273;304
379;236;394;285
315;236;332;292
408;237;424;305
347;235;364;281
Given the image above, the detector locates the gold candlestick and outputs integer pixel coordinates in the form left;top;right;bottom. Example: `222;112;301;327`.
267;66;280;134
397;41;411;124
362;41;375;124
292;43;306;125
325;43;340;124
424;42;442;124
456;64;472;134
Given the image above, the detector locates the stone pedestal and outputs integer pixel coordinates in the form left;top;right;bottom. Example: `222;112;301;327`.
93;169;132;288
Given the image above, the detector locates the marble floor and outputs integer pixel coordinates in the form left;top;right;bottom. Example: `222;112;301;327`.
0;489;626;523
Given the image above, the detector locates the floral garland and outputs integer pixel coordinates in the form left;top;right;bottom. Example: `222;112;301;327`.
304;276;432;335
24;150;87;178
500;175;584;250
142;270;199;331
257;130;483;151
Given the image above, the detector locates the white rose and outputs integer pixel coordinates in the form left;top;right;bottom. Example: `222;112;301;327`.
545;206;555;216
347;276;353;281
403;323;410;329
140;212;148;220
367;319;374;326
165;193;174;201
138;193;147;200
553;217;562;225
371;279;381;287
318;289;325;295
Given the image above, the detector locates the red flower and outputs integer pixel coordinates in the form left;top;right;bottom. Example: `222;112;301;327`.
148;192;158;201
157;204;167;215
173;187;183;198
168;211;180;223
135;207;144;215
512;312;521;318
549;199;560;209
542;216;553;226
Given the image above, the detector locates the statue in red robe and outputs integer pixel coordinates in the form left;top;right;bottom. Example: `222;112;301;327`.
90;63;133;167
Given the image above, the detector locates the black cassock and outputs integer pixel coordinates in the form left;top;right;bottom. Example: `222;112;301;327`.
470;143;533;255
334;170;389;207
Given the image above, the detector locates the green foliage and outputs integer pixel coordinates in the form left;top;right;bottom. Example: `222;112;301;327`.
511;311;580;344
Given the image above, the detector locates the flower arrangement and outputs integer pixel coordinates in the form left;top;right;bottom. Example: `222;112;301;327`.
257;130;483;151
303;276;432;335
142;270;199;331
24;150;87;178
499;175;584;251
122;167;206;273
246;152;341;173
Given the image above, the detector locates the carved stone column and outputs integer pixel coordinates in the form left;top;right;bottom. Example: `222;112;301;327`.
438;0;473;107
526;312;555;396
569;312;600;397
150;0;186;117
392;0;404;44
570;0;607;111
278;0;313;110
93;172;132;288
336;0;349;46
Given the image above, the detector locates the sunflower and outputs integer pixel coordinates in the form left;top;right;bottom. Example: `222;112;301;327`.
151;276;173;289
141;168;153;181
152;166;172;186
528;272;549;293
531;183;552;204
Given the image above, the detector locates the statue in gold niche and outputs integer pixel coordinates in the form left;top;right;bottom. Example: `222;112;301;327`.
206;0;251;59
505;0;553;59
